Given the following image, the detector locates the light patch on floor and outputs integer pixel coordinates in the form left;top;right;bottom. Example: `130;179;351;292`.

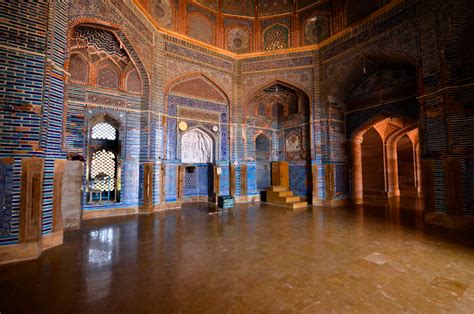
364;252;388;265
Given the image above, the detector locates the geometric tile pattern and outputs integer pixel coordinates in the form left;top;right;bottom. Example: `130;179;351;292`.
264;24;289;51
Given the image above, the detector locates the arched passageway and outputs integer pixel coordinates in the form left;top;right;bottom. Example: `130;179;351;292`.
397;134;416;196
361;127;385;198
352;118;422;204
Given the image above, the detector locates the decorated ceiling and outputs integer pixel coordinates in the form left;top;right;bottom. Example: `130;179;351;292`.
136;0;391;54
194;0;321;17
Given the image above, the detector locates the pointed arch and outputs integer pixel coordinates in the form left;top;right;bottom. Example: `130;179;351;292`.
165;73;230;111
350;113;416;141
180;127;215;163
66;19;151;99
245;80;311;113
328;53;417;103
88;113;123;140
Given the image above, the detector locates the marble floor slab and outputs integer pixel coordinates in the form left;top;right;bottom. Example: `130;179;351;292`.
1;198;474;313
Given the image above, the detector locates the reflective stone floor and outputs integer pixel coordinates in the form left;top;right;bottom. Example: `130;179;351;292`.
2;199;474;313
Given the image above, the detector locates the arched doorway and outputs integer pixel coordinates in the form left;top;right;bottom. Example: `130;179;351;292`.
397;134;416;196
351;118;422;204
361;127;385;198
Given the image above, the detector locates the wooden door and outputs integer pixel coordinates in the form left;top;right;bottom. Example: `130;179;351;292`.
271;161;289;188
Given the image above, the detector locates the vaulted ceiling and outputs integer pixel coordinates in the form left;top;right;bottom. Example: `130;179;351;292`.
135;0;393;54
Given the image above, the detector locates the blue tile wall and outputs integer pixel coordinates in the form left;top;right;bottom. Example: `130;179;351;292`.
289;162;311;197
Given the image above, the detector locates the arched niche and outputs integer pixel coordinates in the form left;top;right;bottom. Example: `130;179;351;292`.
187;13;215;45
96;60;120;90
69;53;89;83
255;133;272;190
255;133;271;162
181;128;214;164
165;73;229;162
125;68;142;94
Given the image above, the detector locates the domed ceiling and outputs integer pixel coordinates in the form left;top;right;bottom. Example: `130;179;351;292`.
135;0;392;54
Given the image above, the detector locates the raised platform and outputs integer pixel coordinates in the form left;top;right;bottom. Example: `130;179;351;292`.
265;186;308;209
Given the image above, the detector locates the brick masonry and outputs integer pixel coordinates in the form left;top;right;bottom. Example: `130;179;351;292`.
1;0;474;247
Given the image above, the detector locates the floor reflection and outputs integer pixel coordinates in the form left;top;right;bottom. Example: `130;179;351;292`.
87;228;118;266
1;200;474;313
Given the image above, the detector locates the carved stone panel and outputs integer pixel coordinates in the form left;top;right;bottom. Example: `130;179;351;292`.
285;132;302;160
20;157;44;243
142;162;154;211
62;160;83;231
53;160;66;233
181;129;213;163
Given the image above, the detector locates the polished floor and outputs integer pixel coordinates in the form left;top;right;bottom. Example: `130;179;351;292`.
1;199;474;313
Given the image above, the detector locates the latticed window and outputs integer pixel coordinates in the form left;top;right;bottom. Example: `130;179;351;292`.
90;149;116;192
184;169;198;189
91;123;117;140
264;24;289;51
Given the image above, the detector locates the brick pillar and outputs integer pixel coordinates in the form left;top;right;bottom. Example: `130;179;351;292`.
350;137;363;204
386;142;400;198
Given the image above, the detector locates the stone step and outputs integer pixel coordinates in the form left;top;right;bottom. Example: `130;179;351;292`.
269;186;288;192
278;191;293;197
284;196;301;203
290;201;308;209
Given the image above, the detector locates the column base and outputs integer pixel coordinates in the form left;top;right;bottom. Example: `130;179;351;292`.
388;190;400;198
313;199;349;207
0;231;63;265
425;212;474;231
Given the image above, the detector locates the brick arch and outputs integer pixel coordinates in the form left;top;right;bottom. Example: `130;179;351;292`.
350;113;416;142
253;130;272;142
327;53;417;104
245;80;311;117
88;113;124;134
164;73;230;112
66;18;150;102
350;114;418;203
